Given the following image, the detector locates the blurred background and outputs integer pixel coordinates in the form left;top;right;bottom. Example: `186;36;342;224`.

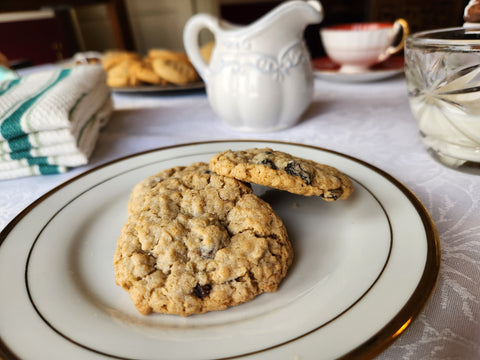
0;0;470;68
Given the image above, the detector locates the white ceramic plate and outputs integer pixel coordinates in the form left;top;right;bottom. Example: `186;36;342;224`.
312;57;405;83
111;81;205;93
0;141;439;360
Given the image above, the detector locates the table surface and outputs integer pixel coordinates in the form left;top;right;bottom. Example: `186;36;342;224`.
1;68;479;359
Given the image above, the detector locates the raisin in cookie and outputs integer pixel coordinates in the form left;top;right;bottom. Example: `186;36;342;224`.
209;148;353;200
114;167;293;316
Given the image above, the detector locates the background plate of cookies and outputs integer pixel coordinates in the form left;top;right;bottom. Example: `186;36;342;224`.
102;48;205;93
0;140;439;360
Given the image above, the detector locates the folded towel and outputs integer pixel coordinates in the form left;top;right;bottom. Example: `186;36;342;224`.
0;65;112;180
0;98;112;177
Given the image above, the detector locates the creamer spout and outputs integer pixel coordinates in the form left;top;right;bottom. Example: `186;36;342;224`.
260;0;324;35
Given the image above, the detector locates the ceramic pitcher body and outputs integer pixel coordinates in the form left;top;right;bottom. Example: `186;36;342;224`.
184;1;323;132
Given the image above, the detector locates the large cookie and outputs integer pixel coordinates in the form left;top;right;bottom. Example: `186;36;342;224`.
127;162;210;215
209;148;353;200
114;165;293;316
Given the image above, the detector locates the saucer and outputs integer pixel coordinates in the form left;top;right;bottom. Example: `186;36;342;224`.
312;56;405;83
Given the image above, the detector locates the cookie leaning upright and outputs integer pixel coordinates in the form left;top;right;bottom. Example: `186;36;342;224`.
209;148;353;200
114;164;293;316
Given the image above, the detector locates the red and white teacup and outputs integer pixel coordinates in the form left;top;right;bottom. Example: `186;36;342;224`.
320;19;409;73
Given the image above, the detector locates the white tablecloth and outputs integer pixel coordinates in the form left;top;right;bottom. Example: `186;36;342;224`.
1;70;479;359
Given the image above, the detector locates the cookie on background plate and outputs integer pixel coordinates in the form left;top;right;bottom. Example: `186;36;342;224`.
151;57;199;85
209;148;353;200
114;165;293;316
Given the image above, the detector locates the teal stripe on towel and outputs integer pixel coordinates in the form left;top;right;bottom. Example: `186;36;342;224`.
8;134;31;152
38;164;64;175
0;78;21;96
9;150;30;160
27;157;50;166
0;68;71;140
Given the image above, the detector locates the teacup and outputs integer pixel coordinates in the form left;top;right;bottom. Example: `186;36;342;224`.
320;19;409;73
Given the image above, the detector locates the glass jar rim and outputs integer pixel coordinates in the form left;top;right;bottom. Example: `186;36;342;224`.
406;26;480;46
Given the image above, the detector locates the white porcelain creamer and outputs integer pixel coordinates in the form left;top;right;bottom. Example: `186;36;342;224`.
183;1;323;132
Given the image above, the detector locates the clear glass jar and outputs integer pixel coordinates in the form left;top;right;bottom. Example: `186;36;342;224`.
405;27;480;171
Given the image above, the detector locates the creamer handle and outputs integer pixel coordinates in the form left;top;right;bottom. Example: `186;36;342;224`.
183;13;219;80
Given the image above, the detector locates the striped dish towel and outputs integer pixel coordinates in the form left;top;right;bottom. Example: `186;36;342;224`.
0;65;112;180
